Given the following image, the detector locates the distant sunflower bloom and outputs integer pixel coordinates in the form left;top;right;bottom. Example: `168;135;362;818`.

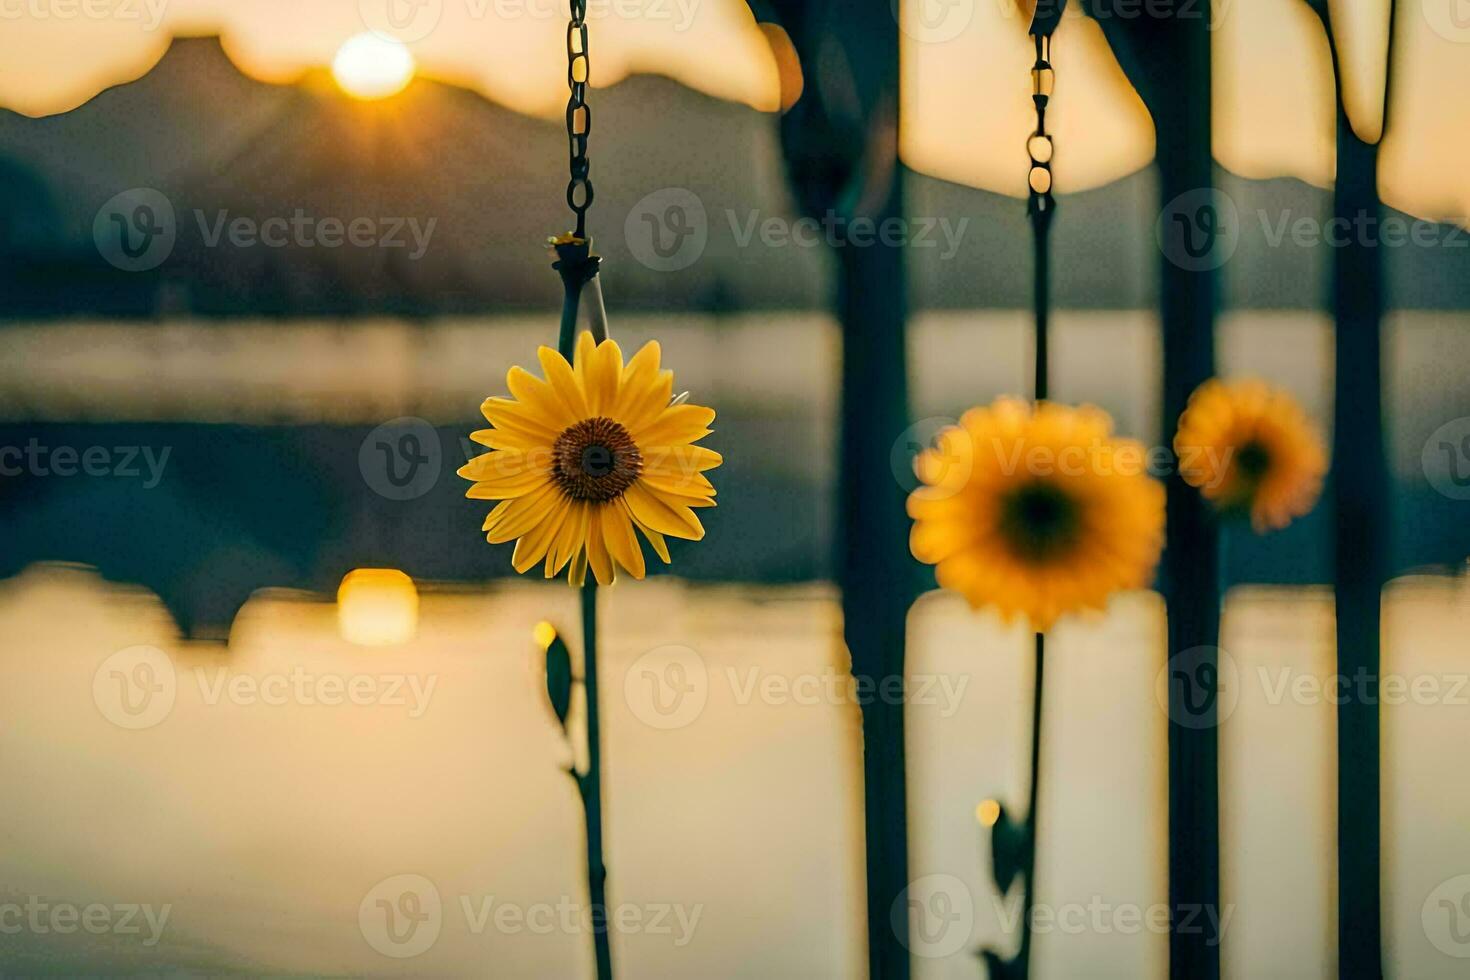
459;333;719;585
1173;378;1326;532
907;398;1165;631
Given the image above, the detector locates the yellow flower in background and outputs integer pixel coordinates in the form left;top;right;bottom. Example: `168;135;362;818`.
907;398;1165;631
459;333;720;585
1173;378;1326;532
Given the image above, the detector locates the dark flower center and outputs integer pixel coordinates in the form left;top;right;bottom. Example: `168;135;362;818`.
1235;439;1272;482
552;416;642;502
998;480;1082;563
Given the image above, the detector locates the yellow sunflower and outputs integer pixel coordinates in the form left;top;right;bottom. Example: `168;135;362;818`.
458;332;720;585
1173;378;1326;532
907;398;1165;631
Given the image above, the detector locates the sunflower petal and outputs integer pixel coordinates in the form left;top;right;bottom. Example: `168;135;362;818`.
586;512;615;585
481;498;514;532
513;501;569;573
600;501;645;579
506;365;574;431
629;510;672;564
480;398;561;442
537;346;591;420
568;547;589;587
485;483;563;543
576;334;624;416
621;340;661;383
624;481;701;539
458;449;550;483
643;444;722;478
547;501;590;578
638;468;717;499
466;471;551;501
617;345;674;434
470;427;544;452
633;404;717;446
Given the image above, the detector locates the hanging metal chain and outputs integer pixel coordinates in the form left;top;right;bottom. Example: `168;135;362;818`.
552;0;606;355
1027;30;1056;403
565;0;594;238
1027;34;1055;220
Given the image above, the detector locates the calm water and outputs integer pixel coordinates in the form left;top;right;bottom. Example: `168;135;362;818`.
1;566;1466;976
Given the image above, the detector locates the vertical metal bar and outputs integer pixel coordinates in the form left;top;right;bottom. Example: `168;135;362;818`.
1157;93;1223;980
1332;92;1388;980
835;224;915;978
1074;8;1225;971
757;2;916;974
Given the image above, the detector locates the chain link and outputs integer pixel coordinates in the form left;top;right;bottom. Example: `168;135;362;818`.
565;0;593;238
1026;34;1054;218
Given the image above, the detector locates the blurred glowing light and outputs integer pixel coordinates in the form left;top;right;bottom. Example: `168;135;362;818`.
337;568;418;646
757;22;803;113
331;34;415;100
533;620;557;650
976;799;1002;827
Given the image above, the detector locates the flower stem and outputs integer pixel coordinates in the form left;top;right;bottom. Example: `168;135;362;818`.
555;249;613;980
1018;631;1046;975
579;582;613;980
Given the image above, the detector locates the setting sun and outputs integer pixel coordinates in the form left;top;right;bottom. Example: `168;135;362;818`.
331;33;415;100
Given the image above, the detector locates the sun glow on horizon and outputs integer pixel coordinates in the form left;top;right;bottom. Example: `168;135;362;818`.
331;33;415;101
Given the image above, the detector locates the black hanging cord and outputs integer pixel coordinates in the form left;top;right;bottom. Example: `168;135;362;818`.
1016;12;1062;980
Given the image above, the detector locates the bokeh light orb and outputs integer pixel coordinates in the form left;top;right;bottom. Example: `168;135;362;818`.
331;33;415;101
337;568;419;646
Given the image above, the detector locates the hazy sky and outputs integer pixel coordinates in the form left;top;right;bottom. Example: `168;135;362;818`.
0;0;1465;218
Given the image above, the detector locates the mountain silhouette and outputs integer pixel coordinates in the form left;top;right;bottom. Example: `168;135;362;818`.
0;34;1464;316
